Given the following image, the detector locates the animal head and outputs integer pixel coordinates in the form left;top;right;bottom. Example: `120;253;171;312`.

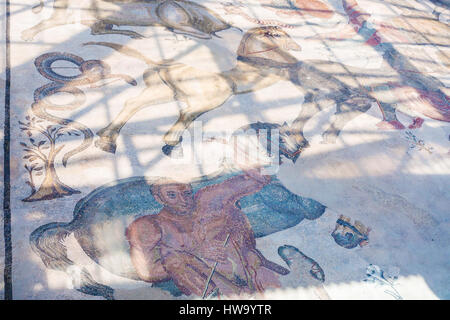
279;122;308;163
237;26;301;64
278;245;325;282
156;0;232;39
233;122;306;164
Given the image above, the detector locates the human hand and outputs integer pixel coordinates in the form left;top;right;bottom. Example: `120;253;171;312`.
200;240;228;263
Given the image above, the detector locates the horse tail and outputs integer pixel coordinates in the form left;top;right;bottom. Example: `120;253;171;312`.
32;0;44;13
83;42;167;67
32;83;94;167
30;222;115;300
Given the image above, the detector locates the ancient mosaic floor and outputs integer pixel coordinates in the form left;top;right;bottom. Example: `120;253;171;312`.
1;0;449;300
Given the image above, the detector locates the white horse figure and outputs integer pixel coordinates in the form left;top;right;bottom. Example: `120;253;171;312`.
85;26;378;157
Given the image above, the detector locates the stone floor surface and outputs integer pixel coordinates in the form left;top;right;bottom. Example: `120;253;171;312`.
1;0;449;300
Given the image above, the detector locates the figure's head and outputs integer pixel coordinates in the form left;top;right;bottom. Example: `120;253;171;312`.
150;180;195;215
237;26;301;64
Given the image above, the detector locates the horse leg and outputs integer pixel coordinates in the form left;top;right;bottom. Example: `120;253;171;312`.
96;76;174;153
90;21;145;39
287;92;324;152
322;95;373;143
162;93;232;156
21;0;72;41
374;101;405;130
368;84;405;129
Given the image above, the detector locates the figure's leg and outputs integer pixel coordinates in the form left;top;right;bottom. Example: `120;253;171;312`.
96;73;173;153
252;266;283;295
90;21;145;39
322;94;373;143
22;0;72;41
162;91;232;156
244;250;284;293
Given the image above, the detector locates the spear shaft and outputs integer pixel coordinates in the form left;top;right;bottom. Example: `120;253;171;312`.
202;233;231;299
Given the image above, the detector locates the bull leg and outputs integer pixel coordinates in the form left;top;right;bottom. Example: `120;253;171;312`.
162;93;232;156
96;75;173;153
322;95;373;143
21;0;72;41
90;21;145;39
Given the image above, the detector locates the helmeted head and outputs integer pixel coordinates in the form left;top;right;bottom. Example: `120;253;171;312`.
331;215;370;249
150;180;195;215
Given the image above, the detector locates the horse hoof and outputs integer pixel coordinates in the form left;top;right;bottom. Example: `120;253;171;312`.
376;120;405;130
21;30;35;42
162;144;174;156
408;117;424;129
162;144;184;158
95;138;117;154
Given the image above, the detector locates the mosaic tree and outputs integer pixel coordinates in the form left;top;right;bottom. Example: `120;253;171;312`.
20;116;81;202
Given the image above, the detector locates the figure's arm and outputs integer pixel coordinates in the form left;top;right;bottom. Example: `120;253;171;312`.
257;182;326;220
126;217;168;282
197;169;272;206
